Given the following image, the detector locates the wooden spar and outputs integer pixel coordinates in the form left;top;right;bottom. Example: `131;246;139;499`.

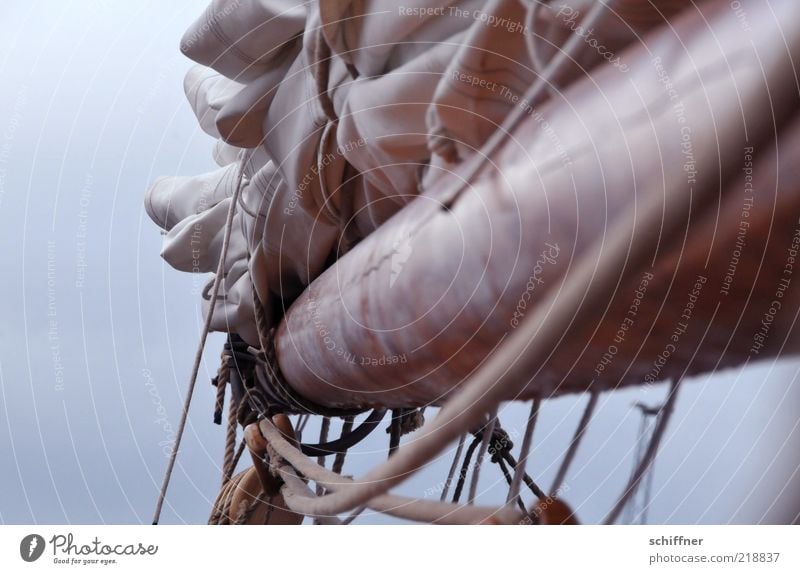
274;0;800;410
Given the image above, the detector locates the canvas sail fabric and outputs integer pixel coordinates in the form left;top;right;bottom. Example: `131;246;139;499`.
145;0;697;348
147;0;485;345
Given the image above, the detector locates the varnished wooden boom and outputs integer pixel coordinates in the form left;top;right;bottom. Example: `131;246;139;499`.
275;0;800;409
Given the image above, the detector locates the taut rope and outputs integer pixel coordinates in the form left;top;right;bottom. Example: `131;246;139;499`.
152;157;246;525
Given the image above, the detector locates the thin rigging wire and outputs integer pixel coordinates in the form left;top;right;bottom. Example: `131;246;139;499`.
605;379;682;524
152;157;246;525
550;392;599;494
507;398;541;505
440;434;467;502
468;411;498;504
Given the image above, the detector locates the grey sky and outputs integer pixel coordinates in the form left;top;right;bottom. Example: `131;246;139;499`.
0;0;798;525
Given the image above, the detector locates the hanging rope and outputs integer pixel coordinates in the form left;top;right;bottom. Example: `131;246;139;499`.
152;156;246;525
507;398;541;505
300;409;387;457
502;451;546;500
497;457;527;512
332;416;354;475
467;412;497;504
261;418;521;524
605;379;682;524
315;417;331;496
212;360;228;426
312;417;331;525
550;391;599;494
440;434;466;502
451;434;482;504
623;401;664;524
451;417;547;506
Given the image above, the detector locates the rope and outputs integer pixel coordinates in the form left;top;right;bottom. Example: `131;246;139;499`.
212;364;228;425
152;156;246;525
440;434;466;502
250;282;362;417
507;398;540;505
497;456;527;512
451;435;481;504
332;416;354;475
639;424;658;525
467;413;497;504
316;417;331;489
550;392;599;494
222;393;239;484
300;408;386;457
275;465;343;525
313;417;331;524
296;414;310;435
624;401;665;524
260;418;521;524
502;451;546;500
605;379;682;524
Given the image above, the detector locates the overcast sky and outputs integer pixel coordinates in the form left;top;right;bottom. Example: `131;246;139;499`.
0;0;798;525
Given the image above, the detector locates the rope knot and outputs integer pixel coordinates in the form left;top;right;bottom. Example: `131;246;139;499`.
486;428;514;464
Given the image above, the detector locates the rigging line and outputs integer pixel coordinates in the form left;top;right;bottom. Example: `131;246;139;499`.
468;411;498;505
222;387;239;484
507;398;541;505
315;417;331;496
152;154;247;525
452;435;482;504
295;414;310;443
279;465;343;525
623;405;651;524
497;457;527;513
550;391;599;494
640;441;657;525
440;433;467;502
503;451;546;500
212;354;228;425
261;418;520;524
300;408;387;457
331;416;354;475
314;416;331;525
631;402;662;524
605;379;682;524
